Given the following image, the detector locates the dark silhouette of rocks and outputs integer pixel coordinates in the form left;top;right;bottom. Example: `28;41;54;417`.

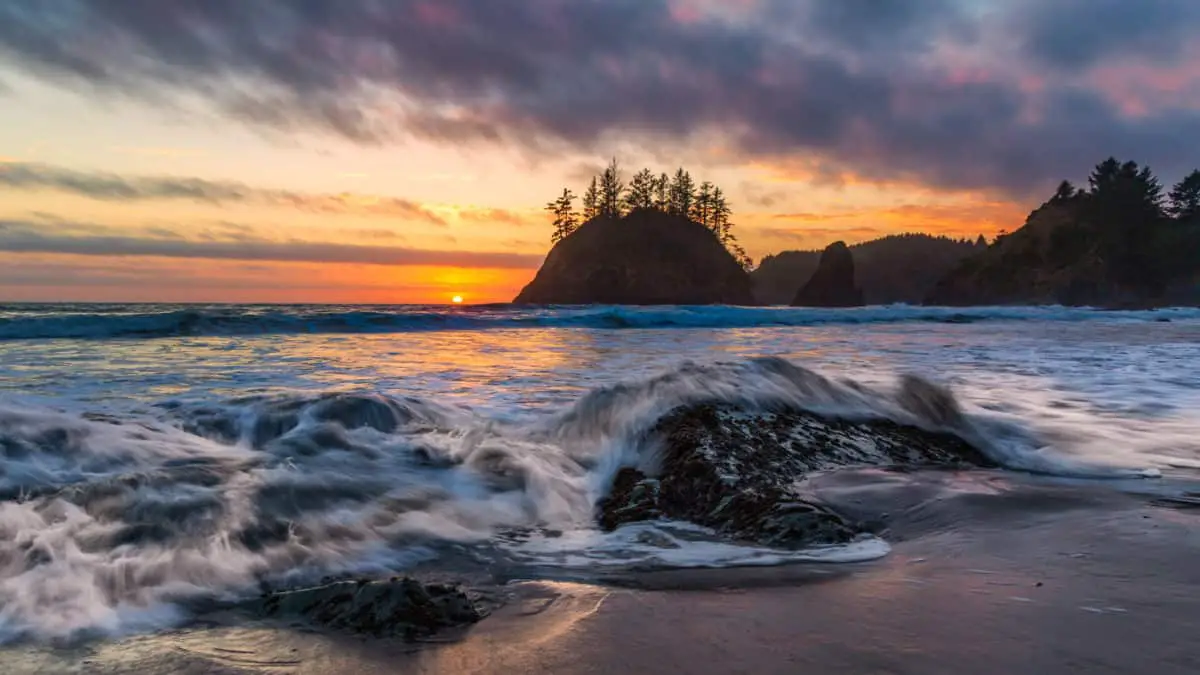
514;209;754;305
790;241;864;307
753;234;984;305
927;158;1200;307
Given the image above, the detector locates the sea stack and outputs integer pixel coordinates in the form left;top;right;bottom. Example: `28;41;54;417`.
791;241;864;307
513;209;755;305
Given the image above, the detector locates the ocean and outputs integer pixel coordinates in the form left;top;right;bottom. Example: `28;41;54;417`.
2;302;1199;643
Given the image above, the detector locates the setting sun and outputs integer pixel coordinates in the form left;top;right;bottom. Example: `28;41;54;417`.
452;295;464;304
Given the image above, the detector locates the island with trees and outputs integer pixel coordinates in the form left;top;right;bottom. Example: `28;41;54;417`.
514;160;755;305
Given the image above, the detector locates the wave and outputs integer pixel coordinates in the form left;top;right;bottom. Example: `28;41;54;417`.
0;358;1160;642
1;303;1198;340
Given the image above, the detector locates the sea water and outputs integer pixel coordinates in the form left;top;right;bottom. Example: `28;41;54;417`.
1;303;1198;641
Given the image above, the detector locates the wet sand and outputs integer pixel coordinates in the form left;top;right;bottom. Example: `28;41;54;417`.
6;472;1200;674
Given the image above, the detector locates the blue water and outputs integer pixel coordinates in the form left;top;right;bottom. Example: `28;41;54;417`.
2;303;1198;340
1;303;1198;641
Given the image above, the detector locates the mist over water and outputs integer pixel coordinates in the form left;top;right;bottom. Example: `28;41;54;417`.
1;304;1198;642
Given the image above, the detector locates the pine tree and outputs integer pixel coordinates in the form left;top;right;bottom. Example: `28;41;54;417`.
545;188;579;243
1051;180;1077;202
692;181;714;228
1088;157;1121;195
598;157;624;218
653;173;670;211
624;168;656;212
974;234;988;248
1168;170;1200;221
668;168;695;217
711;186;732;243
582;176;599;219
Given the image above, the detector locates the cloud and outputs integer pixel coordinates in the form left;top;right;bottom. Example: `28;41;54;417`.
0;1;1198;197
0;162;448;224
0;217;540;268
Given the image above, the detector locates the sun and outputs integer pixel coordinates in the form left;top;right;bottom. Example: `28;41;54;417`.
451;295;464;304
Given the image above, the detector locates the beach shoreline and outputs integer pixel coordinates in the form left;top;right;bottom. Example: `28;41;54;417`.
6;473;1198;674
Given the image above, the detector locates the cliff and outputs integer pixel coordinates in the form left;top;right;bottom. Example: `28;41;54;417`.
926;198;1200;307
513;209;755;305
790;241;864;307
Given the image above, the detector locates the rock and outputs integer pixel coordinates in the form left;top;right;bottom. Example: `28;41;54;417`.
247;577;483;639
752;234;983;305
513;209;755;305
791;241;864;307
598;403;993;548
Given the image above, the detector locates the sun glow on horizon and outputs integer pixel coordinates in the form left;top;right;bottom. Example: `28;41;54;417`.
452;295;464;304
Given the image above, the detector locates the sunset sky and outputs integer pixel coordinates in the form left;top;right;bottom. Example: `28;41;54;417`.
2;0;1199;303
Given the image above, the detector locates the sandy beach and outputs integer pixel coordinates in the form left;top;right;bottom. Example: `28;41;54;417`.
6;471;1198;674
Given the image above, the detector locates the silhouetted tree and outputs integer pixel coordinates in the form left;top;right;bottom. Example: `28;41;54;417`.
624;168;656;212
582;177;600;219
691;181;715;228
668;168;695;217
974;234;988;248
1087;157;1122;196
1168;170;1200;221
599;157;624;218
546;188;579;243
550;161;751;266
653;173;670;211
1051;180;1077;202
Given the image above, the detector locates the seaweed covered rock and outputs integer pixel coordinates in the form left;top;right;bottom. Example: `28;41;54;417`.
598;403;993;548
248;577;483;639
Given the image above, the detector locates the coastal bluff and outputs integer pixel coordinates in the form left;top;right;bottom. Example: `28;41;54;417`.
514;209;755;305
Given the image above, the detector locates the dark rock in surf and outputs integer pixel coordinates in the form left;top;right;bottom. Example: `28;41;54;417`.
791;241;864;307
513;209;755;305
598;403;993;548
248;577;483;639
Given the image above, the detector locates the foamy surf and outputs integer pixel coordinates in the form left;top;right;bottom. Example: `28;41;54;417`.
0;356;1180;643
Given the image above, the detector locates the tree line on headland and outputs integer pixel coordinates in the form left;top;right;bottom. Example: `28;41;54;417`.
545;158;752;269
928;158;1200;305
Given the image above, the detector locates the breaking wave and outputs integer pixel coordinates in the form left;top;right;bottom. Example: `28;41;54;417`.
2;303;1198;340
0;358;1168;642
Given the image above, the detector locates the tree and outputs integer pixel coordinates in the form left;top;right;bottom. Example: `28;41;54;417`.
1051;180;1077;202
624;168;656;212
1087;157;1121;196
691;181;714;228
1168;170;1200;221
598;157;624;218
653;173;670;211
710;186;732;243
668;168;695;217
545;188;579;243
974;234;988;248
582;176;600;219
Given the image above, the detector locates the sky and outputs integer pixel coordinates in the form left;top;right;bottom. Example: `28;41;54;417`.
1;0;1199;303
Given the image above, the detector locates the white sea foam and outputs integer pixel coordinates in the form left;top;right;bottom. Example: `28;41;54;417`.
0;306;1198;642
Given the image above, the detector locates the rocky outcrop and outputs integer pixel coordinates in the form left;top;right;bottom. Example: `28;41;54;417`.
597;403;993;548
753;234;984;305
791;241;864;307
247;577;484;639
513;209;755;305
